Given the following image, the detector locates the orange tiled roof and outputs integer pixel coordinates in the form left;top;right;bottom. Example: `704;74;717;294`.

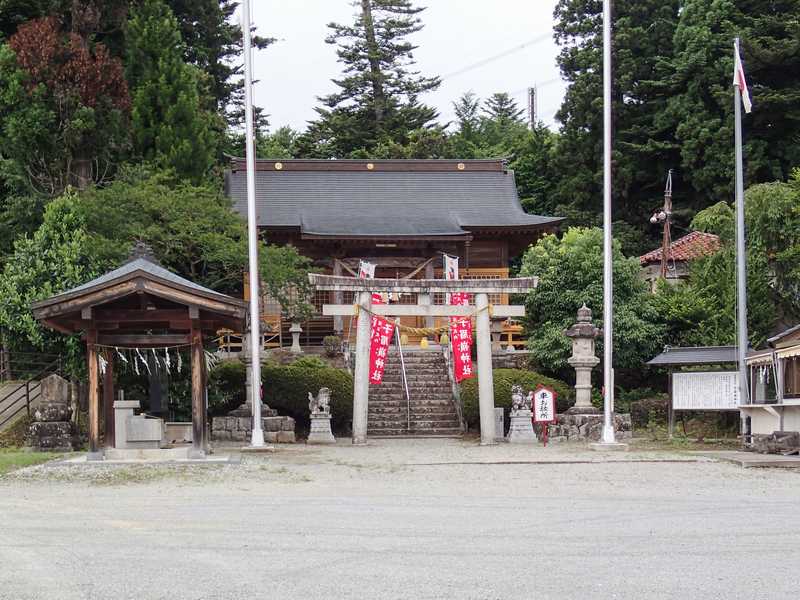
639;231;721;266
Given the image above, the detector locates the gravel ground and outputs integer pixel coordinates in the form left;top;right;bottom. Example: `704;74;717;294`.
1;438;798;600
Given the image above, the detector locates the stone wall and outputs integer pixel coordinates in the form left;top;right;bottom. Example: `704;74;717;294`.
544;413;632;443
212;415;296;443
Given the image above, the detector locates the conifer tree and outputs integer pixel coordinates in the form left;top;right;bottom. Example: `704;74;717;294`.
301;0;440;157
125;0;218;182
551;0;680;251
667;0;800;202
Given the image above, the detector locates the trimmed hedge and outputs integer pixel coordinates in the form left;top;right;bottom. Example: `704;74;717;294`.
460;368;573;430
208;360;246;416
261;359;353;434
208;357;354;433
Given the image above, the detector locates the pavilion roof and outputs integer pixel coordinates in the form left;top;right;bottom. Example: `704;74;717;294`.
32;250;246;335
225;158;563;239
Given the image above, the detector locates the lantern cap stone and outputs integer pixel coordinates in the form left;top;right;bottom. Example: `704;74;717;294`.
577;303;592;322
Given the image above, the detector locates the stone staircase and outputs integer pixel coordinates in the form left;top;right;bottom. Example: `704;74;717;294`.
368;349;462;437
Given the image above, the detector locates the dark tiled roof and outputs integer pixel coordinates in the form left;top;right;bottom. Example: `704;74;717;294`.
640;231;721;266
767;324;800;346
32;257;239;309
647;346;739;366
225;159;563;238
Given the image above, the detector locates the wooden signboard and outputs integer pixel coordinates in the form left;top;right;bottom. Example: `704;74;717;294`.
672;371;740;411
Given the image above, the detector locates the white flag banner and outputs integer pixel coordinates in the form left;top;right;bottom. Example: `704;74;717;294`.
444;254;459;281
358;260;375;279
733;40;752;113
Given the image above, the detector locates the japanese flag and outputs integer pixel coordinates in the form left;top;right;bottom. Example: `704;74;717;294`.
733;41;752;114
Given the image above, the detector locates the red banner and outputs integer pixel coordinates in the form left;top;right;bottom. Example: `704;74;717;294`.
450;292;474;382
369;316;395;384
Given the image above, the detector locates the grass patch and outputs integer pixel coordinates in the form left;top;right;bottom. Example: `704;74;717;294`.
0;450;62;475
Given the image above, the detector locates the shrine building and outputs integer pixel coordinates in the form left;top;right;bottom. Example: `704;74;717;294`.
224;158;563;347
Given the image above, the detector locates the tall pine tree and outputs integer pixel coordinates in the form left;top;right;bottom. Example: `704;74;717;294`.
300;0;440;158
125;0;219;182
667;0;800;202
552;0;680;253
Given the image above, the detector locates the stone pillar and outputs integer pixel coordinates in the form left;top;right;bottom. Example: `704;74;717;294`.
289;322;303;353
475;292;496;445
352;291;373;445
565;304;601;414
27;374;76;452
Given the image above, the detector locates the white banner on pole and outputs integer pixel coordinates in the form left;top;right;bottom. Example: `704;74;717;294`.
358;260;375;279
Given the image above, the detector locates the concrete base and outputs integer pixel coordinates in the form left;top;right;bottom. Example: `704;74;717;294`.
105;447;191;461
565;406;602;415
240;445;277;454
307;414;336;444
507;412;537;444
589;442;630;452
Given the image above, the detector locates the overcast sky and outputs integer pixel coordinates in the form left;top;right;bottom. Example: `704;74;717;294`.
248;1;566;133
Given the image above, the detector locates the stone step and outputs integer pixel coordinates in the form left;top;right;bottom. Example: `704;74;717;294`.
368;406;458;421
369;397;455;406
368;427;463;437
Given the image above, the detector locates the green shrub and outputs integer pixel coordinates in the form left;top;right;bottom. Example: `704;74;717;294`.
323;335;342;357
289;356;329;370
208;360;246;416
460;368;573;430
262;360;353;433
630;397;669;428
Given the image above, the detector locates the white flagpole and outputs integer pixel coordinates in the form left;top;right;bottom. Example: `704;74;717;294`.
600;0;616;444
243;0;264;447
733;38;750;406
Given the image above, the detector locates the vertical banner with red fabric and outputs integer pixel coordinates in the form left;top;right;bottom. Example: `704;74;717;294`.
450;292;474;382
369;316;395;384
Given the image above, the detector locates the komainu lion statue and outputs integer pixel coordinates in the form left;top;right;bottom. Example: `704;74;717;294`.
510;384;531;415
308;387;332;415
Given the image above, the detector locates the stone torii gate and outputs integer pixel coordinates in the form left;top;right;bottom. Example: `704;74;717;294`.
309;274;538;445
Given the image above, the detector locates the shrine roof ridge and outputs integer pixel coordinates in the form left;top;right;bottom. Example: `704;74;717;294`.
308;273;538;293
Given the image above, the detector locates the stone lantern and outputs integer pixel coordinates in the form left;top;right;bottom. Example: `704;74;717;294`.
564;304;601;414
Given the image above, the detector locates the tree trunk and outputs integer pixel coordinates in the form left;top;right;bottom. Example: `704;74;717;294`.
360;0;385;128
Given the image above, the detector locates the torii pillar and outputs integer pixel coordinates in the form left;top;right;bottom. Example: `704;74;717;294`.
312;273;538;446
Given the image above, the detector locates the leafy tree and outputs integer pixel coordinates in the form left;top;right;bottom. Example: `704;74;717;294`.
0;17;130;195
519;227;664;383
659;173;800;348
0;190;107;372
125;0;219;182
552;0;681;253
301;0;440;157
667;0;800;202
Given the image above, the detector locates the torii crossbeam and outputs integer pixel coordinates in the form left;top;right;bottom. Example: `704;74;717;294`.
309;274;538;445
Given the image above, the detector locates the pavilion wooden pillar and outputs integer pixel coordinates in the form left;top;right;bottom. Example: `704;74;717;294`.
102;352;115;448
86;329;103;460
190;322;207;458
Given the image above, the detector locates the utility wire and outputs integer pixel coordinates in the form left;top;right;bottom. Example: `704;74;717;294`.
441;32;552;80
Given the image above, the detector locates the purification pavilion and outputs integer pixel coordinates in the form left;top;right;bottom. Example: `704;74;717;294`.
31;244;246;459
225;158;563;347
